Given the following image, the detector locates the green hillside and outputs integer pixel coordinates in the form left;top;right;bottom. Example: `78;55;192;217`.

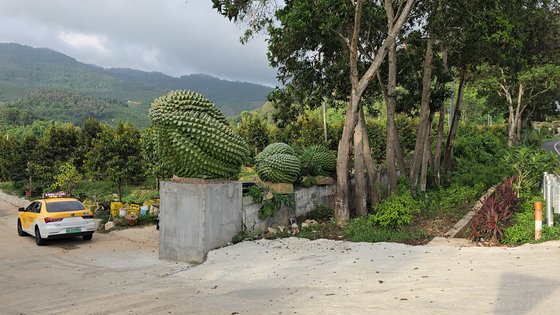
0;43;272;118
8;88;150;128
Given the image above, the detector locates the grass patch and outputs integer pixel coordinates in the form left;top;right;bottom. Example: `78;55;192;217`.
238;167;258;181
343;215;429;243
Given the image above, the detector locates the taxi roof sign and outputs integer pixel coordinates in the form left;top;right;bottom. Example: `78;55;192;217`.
43;192;68;198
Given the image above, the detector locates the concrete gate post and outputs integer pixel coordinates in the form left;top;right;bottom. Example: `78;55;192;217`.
159;180;242;264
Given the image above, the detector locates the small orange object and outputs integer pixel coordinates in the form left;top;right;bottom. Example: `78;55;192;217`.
535;202;542;240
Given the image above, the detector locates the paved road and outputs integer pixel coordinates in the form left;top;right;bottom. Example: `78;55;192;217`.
3;198;560;314
542;139;560;155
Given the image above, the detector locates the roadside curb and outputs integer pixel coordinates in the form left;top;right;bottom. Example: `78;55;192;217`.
0;190;31;208
429;184;497;245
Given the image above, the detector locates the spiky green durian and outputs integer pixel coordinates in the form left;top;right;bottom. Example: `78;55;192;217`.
150;90;249;179
300;145;337;177
255;143;301;183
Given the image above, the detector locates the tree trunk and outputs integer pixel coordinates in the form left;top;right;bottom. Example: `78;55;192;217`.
434;108;446;186
420;111;435;191
335;0;416;222
323;99;328;143
117;182;122;203
335;94;360;222
360;108;377;209
434;45;449;186
354;110;367;217
383;0;398;196
386;46;398;195
409;37;435;187
444;68;467;180
394;119;406;183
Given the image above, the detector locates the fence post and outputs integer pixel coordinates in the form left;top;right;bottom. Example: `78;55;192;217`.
535;201;542;240
545;173;554;227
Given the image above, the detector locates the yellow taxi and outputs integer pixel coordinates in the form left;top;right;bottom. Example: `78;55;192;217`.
17;192;96;246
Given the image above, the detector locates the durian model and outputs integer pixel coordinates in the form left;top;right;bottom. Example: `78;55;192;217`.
255;143;301;183
150;90;249;179
300;145;336;177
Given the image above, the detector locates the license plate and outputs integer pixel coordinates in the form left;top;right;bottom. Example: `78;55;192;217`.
66;228;81;233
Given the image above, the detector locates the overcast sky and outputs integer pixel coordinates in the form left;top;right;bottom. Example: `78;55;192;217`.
0;0;278;87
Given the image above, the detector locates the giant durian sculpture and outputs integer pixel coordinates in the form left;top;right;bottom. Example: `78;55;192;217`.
255;143;301;183
300;145;337;177
150;90;249;179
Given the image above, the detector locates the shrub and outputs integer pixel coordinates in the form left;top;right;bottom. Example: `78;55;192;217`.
307;204;335;221
370;189;420;229
468;177;519;242
234;112;271;162
344;215;427;243
504;147;560;196
502;194;560;245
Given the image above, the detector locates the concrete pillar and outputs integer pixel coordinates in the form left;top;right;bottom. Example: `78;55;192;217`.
159;181;242;264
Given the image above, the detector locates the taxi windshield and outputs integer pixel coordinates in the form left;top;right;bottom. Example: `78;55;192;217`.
45;201;86;213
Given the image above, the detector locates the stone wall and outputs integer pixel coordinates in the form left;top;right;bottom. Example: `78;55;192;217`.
242;184;334;233
0;190;31;208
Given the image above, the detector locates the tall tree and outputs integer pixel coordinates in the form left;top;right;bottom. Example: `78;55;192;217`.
213;0;416;222
86;121;143;202
472;0;560;147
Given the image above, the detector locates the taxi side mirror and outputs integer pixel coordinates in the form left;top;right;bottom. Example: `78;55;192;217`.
18;207;24;212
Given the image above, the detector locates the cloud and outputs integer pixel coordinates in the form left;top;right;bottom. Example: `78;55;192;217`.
59;32;109;54
0;0;278;87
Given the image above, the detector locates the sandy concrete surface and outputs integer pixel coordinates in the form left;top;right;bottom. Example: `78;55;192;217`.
2;198;560;314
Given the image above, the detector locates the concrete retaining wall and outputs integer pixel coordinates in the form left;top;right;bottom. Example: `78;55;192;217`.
0;190;31;208
159;181;242;264
242;184;334;233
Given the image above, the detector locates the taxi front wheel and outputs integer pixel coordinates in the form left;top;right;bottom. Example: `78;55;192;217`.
35;227;46;246
17;219;27;236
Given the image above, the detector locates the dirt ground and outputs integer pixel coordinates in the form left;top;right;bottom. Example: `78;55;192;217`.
3;198;560;315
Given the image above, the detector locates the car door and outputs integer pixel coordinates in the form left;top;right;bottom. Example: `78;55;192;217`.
28;202;42;231
20;202;37;231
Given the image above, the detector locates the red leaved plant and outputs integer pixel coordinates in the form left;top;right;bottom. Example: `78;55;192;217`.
468;176;519;242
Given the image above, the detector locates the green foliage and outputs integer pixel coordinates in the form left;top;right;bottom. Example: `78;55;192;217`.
300;175;317;187
150;90;249;179
502;192;560;245
523;130;542;149
422;184;480;219
450;124;511;191
234;221;261;243
255;143;301;183
74;118;107;174
244;183;295;220
8;88;113;127
85;121;143;202
234;112;270;162
501;210;535;245
50;161;83;195
343;215;427;243
120;189;160;205
269;112;331;149
0;106;38;127
371;189;421;229
504;147;559;196
140;126;171;189
32;123;79;190
307;204;334;221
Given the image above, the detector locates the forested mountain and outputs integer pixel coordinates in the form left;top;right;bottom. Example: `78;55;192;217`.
7;88;150;127
0;43;273;118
